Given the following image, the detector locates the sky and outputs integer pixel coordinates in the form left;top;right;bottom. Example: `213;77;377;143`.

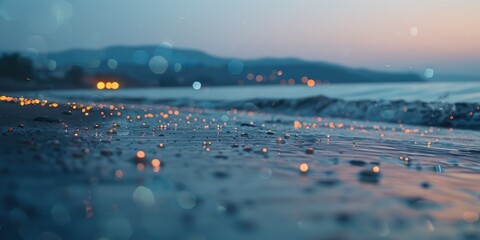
0;0;479;76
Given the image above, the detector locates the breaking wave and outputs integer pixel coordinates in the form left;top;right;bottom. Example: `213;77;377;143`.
152;95;480;130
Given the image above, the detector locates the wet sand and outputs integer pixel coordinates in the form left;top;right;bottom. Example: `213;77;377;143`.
1;97;480;240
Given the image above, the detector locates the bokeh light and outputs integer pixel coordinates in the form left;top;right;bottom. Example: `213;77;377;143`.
192;81;202;90
96;82;105;90
299;163;309;173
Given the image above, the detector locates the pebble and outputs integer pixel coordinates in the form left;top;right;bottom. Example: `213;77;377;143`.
236;219;257;232
421;181;431;189
335;212;353;224
305;147;314;154
349;160;367;167
358;169;381;183
243;146;252;152
213;171;229;179
101;149;113;156
402;197;439;210
317;179;341;187
33;116;61;123
72;153;84;158
217;201;238;215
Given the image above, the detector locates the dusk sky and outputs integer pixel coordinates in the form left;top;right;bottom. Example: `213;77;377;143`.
1;0;479;76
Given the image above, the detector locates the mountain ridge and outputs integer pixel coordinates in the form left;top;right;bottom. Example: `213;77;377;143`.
2;45;425;88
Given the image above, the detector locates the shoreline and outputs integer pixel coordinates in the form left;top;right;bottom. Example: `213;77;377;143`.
2;91;479;131
1;97;480;239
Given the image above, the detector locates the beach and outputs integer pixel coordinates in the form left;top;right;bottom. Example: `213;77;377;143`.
1;94;480;240
2;0;480;238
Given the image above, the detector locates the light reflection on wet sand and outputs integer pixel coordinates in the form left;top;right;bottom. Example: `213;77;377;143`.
0;96;479;239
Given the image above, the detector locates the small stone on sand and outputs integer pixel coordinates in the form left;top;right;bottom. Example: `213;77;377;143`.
305;147;314;155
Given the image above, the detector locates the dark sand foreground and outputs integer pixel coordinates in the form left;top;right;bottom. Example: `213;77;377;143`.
1;96;480;240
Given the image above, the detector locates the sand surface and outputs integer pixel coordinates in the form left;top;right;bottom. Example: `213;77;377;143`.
1;97;480;240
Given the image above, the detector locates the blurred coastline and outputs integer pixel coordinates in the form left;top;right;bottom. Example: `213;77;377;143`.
0;46;427;91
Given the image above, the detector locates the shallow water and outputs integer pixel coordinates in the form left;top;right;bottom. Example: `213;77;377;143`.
1;99;480;239
9;83;480;130
17;82;480;103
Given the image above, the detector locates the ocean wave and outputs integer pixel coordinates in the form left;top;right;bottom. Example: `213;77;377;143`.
20;90;480;130
141;95;480;130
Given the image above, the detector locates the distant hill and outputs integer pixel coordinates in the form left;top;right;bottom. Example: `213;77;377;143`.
4;45;424;89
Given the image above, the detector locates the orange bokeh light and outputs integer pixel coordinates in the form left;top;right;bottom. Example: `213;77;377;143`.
97;82;105;90
115;169;124;178
307;79;315;87
294;120;302;129
151;159;161;167
136;150;146;159
299;163;309;173
111;82;120;90
98;81;120;90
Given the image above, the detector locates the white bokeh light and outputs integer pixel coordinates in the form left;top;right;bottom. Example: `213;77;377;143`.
148;56;168;74
192;81;201;90
107;59;118;69
424;68;435;78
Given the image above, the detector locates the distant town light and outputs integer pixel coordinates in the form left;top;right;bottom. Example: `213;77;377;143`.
111;82;120;90
97;81;120;90
307;79;315;87
97;82;105;90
